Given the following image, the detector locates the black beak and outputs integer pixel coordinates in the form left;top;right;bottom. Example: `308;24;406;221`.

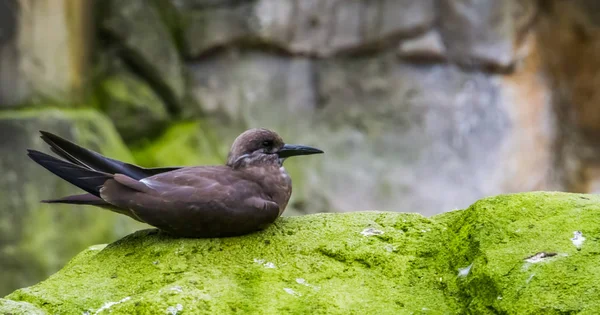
277;144;324;158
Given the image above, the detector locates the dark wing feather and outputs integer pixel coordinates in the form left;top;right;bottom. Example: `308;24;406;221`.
39;131;182;179
27;150;112;197
42;193;106;205
100;166;281;237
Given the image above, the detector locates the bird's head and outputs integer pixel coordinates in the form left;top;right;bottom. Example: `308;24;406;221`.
226;128;323;168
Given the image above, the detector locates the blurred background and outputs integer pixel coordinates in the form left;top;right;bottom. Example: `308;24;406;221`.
1;0;600;296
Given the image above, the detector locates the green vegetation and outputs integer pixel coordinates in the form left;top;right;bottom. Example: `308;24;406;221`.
131;121;226;167
3;192;598;314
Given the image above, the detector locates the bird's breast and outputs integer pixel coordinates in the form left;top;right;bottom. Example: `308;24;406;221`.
279;166;290;181
245;165;292;215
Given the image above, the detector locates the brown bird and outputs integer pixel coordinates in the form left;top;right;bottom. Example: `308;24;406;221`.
27;129;323;238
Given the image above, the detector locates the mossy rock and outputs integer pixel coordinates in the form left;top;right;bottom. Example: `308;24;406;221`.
0;108;149;296
100;0;185;112
131;121;226;168
2;192;599;314
97;70;171;143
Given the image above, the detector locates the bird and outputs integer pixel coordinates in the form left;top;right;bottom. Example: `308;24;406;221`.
26;128;324;238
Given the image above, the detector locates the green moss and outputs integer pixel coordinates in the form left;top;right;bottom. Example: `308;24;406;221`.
445;192;600;313
131;121;226;167
3;192;600;313
96;71;171;143
6;212;458;314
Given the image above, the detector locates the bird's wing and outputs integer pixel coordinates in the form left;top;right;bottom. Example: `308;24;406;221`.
99;166;281;237
39;131;182;180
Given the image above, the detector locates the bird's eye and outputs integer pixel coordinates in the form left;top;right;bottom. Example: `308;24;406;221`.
262;140;273;147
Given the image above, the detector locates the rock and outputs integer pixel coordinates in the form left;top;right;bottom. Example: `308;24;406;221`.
0;108;148;296
182;2;255;58
181;0;436;58
178;0;553;217
397;29;447;62
131;121;225;168
535;0;600;192
184;45;555;217
314;51;556;215
184;50;321;214
0;0;93;106
2;192;599;313
185;50;316;119
101;0;185;112
0;299;45;315
179;0;534;68
97;68;171;143
0;0;27;107
438;0;516;70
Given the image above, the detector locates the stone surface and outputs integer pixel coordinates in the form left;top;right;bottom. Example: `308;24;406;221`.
177;0;551;215
183;45;556;216
181;0;436;58
178;0;535;69
97;68;171;143
131;121;225;168
186;50;316;119
397;29;447;62
1;0;94;106
0;0;27;106
17;0;93;103
2;192;599;314
0;109;149;296
315;54;514;214
438;0;515;70
535;0;600;193
182;2;255;58
102;0;185;112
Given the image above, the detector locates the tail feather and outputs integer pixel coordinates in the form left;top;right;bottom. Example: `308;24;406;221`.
39;131;181;179
42;193;110;206
27;149;112;197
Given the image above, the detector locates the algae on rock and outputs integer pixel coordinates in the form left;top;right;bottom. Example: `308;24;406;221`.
97;69;171;142
2;192;598;314
100;0;185;112
0;108;149;296
131;121;226;168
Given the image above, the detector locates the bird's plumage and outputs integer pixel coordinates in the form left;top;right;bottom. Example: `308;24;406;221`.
39;131;182;179
27;129;323;238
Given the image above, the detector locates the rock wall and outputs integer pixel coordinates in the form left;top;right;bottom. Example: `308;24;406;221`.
1;0;600;297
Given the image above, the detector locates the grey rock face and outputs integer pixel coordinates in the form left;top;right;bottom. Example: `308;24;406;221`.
181;0;436;58
315;56;513;214
179;0;532;71
438;0;515;70
185;48;556;215
0;0;24;107
102;0;185;112
186;50;316;119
